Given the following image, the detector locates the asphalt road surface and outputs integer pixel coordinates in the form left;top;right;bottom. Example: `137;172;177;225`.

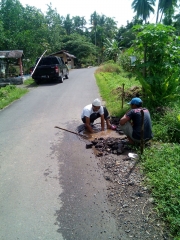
0;68;126;240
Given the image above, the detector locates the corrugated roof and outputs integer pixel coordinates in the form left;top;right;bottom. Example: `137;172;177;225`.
0;50;23;58
49;50;76;58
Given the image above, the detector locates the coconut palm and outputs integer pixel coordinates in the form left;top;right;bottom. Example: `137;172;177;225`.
156;0;178;23
131;0;155;23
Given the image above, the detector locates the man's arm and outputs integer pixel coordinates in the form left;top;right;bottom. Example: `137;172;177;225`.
100;114;105;131
119;114;130;125
85;117;93;133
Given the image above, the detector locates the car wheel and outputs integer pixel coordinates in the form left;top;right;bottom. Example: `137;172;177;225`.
57;75;63;83
35;79;40;84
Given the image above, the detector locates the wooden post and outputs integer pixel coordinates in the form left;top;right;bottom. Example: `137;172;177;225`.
18;58;23;76
140;109;144;154
121;83;125;109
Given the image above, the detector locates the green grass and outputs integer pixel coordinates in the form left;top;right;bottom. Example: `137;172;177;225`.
95;62;180;238
0;85;28;109
95;69;141;117
24;78;37;86
141;144;180;237
152;104;180;143
0;78;37;110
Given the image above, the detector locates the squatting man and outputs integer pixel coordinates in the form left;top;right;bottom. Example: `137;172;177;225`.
81;98;115;133
119;97;153;145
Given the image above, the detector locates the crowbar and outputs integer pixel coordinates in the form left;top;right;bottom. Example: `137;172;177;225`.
54;126;88;139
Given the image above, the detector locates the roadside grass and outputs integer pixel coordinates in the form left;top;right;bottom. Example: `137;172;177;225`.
152;104;180;143
24;78;37;86
141;144;180;238
0;85;28;110
95;63;180;238
95;68;141;117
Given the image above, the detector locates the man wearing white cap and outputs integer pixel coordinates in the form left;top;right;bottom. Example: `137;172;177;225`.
81;98;113;133
119;97;153;144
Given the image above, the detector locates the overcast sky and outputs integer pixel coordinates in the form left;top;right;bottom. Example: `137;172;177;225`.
19;0;157;27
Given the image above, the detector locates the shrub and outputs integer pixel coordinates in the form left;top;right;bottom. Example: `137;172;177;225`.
95;61;121;74
152;104;180;143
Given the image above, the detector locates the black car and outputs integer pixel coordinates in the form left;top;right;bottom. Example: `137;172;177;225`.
31;56;69;84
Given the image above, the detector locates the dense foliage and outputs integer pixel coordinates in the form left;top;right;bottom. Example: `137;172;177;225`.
127;24;180;107
0;0;180;72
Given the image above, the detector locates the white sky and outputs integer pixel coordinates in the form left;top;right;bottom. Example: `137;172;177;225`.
19;0;157;28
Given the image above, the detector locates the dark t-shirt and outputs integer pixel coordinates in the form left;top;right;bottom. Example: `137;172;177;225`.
126;108;153;140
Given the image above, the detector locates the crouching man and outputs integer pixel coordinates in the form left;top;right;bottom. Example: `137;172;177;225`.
81;98;113;133
119;97;153;144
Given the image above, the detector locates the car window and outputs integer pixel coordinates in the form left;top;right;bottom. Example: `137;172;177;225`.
37;57;59;65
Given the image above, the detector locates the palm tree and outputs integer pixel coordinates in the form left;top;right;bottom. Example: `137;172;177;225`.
131;0;155;23
156;0;178;23
90;11;99;46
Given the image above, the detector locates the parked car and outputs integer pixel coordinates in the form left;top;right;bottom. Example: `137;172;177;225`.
31;56;69;84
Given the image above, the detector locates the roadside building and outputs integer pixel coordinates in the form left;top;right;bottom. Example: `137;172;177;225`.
0;50;24;85
49;50;76;69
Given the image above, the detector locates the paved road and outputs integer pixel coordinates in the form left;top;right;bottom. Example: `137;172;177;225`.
0;68;125;240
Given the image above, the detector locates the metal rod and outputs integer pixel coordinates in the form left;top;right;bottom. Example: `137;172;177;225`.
31;50;47;77
54;126;87;138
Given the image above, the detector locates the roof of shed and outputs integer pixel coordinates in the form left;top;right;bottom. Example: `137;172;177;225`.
49;50;76;58
0;50;23;58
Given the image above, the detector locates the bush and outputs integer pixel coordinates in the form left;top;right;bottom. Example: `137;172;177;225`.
152;104;180;143
117;51;132;72
95;61;121;74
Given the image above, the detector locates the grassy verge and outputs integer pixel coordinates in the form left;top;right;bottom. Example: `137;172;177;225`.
95;62;180;239
95;65;141;116
23;78;37;86
0;78;37;110
0;85;28;110
141;144;180;237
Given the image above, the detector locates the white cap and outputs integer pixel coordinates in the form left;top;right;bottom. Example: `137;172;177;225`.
92;98;101;106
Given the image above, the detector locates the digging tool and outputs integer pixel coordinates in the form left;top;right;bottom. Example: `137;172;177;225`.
54;126;88;139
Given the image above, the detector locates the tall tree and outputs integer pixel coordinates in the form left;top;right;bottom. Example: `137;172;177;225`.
72;16;87;34
156;0;178;23
63;14;73;35
45;4;65;52
90;11;99;46
131;0;155;23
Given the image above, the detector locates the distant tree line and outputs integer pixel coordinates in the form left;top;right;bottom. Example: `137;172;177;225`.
0;0;180;72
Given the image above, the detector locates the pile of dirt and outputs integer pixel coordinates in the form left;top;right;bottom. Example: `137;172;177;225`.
111;85;142;101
